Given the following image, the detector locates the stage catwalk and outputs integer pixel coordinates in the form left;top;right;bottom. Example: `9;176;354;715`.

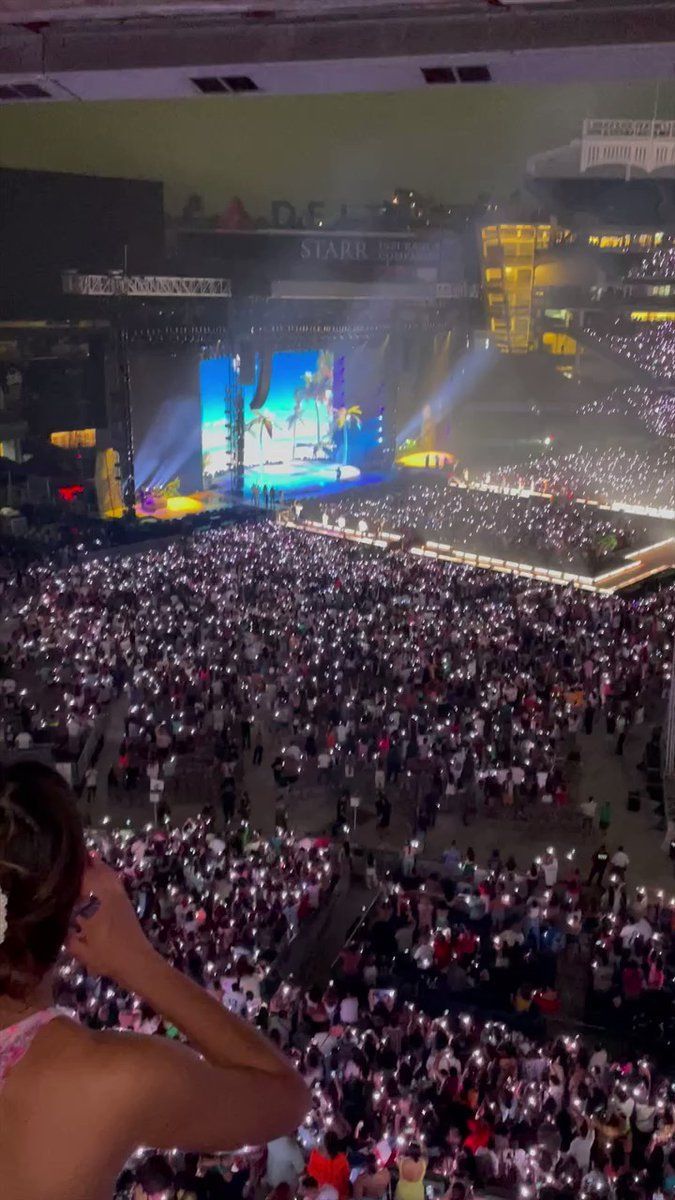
244;460;361;495
130;461;386;520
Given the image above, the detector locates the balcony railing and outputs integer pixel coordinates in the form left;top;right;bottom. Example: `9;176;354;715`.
583;118;675;140
581;118;675;175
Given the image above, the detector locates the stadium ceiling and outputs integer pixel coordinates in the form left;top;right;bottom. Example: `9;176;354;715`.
1;0;675;103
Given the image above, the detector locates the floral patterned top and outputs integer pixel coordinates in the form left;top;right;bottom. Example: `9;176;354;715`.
0;1009;64;1089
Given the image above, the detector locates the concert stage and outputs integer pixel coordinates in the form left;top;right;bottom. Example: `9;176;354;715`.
123;321;462;523
244;460;363;495
125;461;385;520
125;340;396;520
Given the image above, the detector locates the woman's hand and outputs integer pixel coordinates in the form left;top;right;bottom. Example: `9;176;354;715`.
67;857;156;988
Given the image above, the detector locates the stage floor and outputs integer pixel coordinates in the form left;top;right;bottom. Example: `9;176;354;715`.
129;461;384;520
244;461;365;497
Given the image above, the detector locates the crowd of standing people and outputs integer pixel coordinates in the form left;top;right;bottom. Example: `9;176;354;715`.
1;517;675;1199
304;482;648;573
1;521;670;840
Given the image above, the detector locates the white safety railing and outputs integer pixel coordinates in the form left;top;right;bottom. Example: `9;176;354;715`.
581;118;675;175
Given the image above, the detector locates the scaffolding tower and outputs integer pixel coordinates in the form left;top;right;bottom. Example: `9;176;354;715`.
62;269;233;517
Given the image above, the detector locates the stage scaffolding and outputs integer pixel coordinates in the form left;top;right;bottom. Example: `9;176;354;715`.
62;269;232;516
60;275;462;517
62;272;231;298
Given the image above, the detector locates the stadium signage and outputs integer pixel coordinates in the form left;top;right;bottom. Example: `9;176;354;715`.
298;235;439;265
178;227;470;288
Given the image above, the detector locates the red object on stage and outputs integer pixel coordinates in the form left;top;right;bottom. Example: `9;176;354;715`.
58;485;84;502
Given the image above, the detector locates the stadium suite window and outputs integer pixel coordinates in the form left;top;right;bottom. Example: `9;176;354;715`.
588;232;664;251
630;310;675;321
50;429;96;449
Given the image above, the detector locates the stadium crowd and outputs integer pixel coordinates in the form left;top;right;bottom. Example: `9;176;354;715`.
49;812;675;1200
2;521;675;1199
303;483;646;573
484;446;675;515
1;520;670;833
627;244;675;282
576;387;675;442
586;320;675;385
361;849;675;1042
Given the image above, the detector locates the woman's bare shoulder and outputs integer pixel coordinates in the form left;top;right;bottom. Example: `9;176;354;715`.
40;1018;181;1075
49;1019;201;1093
18;1016;168;1087
21;1013;99;1060
2;1016;118;1090
0;1020;158;1200
8;1020;180;1138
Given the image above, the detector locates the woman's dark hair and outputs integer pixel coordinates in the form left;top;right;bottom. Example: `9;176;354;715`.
115;1169;135;1199
0;762;86;998
136;1154;175;1196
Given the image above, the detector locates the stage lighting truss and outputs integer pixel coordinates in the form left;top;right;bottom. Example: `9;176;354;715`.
62;271;231;298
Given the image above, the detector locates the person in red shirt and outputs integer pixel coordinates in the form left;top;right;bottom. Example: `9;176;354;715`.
532;987;561;1016
308;1132;351;1200
339;944;361;978
433;931;453;970
454;927;477;960
464;1114;492;1154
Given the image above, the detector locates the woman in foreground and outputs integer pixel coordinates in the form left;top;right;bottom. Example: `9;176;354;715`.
0;762;310;1200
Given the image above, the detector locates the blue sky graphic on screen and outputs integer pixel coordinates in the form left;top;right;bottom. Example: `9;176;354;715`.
201;349;366;491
